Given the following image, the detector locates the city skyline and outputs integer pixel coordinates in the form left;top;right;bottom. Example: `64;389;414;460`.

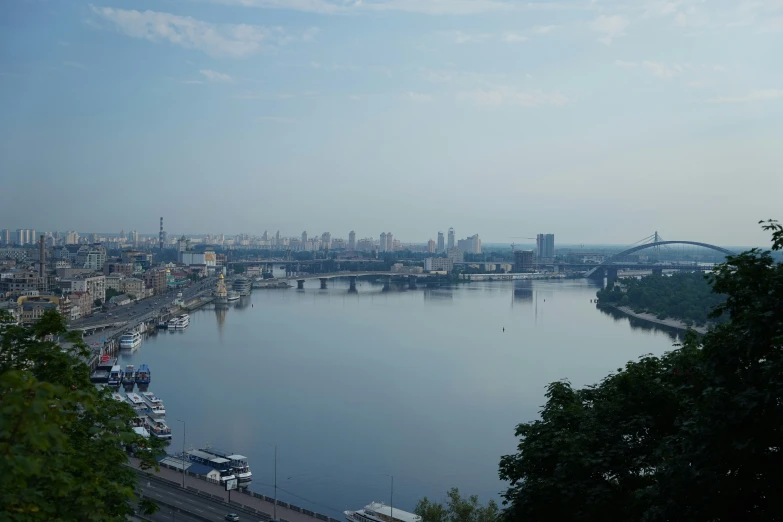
2;1;782;245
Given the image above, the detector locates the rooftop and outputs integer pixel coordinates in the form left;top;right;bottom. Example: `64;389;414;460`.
364;503;421;522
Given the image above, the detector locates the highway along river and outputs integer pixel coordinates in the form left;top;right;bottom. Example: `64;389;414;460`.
120;278;677;517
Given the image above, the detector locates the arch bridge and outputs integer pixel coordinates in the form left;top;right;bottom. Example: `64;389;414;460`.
584;240;735;280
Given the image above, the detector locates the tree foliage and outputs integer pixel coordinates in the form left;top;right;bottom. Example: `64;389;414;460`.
500;220;783;522
0;309;165;521
596;271;726;326
416;488;499;522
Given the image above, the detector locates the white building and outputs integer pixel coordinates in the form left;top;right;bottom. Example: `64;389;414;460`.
424;258;454;272
348;230;356;250
457;234;482;254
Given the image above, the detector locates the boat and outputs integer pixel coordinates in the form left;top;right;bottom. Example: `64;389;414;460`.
345;503;421;522
184;449;238;485
227;290;240;302
135;364;151;385
157;320;169;329
107;365;124;386
90;354;115;383
126;392;147;411
122;365;136;384
172;313;189;329
201;447;253;485
145;416;172;439
110;391;125;402
232;277;251;297
119;331;142;349
140;391;166;417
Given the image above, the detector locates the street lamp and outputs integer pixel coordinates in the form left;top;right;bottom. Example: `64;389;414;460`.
382;474;394;522
176;419;186;488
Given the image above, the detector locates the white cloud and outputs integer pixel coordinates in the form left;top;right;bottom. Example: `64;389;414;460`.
198;0;515;15
592;15;628;44
443;30;493;44
643;61;682;79
614;60;638;68
182;80;204;84
302;27;320;41
200;69;234;82
406;92;433;102
707;89;783;103
533;25;557;34
457;86;568;108
90;6;289;58
503;32;529;43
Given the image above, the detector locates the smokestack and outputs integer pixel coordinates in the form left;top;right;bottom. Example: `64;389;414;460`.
39;235;46;290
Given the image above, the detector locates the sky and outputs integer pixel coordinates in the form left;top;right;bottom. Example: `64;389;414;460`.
1;0;782;245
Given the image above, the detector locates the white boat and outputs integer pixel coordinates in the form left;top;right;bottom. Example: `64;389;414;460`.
107;365;123;386
199;447;253;485
345;503;421;522
140;391;166;417
227;290;240;302
126;392;147;411
173;313;189;329
167;317;179;329
145;416;172;439
110;391;125;402
119;331;142;349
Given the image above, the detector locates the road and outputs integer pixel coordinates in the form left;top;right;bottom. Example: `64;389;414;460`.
136;474;264;522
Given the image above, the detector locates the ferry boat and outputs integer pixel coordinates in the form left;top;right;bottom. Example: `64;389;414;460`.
90;354;115;383
202;447;252;485
122;365;136;385
146;416;172;439
227;290;240;302
119;331;142;349
140;392;166;417
172;314;190;329
232;277;252;297
107;365;124;386
111;391;125;402
135;364;151;385
126;392;147;411
345;503;421;522
184;449;238;486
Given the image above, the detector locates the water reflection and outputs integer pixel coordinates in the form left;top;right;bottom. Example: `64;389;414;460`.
423;288;453;301
596;305;682;341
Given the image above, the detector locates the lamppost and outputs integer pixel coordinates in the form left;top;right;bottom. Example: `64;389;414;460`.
382;474;394;522
176;419;186;488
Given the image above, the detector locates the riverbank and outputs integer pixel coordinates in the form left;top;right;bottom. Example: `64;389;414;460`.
608;305;708;334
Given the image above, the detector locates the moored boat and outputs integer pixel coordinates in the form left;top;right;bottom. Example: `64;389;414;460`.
345;503;421;522
90;354;115;383
146;416;172;439
107;365;124;386
201;447;252;485
227;290;240;302
140;391;166;417
119;331;142;349
135;364;151;385
173;313;189;329
126;392;147;411
122;365;136;385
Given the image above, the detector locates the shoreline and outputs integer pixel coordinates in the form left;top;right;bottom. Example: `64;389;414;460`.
606;304;708;334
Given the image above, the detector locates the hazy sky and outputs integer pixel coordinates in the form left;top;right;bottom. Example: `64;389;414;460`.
1;0;782;245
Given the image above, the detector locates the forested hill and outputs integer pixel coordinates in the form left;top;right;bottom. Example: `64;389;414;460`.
596;271;726;327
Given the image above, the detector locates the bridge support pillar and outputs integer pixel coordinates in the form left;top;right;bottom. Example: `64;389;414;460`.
348;276;357;292
383;276;392;291
320;278;328;289
606;268;618;283
297;280;305;290
652;267;663;276
408;276;417;289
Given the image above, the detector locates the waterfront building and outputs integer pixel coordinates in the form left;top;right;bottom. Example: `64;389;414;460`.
536;233;555;262
457;234;482;254
514;250;535;272
447;247;464;263
424;257;454;272
437;231;444;253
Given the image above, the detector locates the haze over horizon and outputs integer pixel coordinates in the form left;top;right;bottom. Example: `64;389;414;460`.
1;0;781;245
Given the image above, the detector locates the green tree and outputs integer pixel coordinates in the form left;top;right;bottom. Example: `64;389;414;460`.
105;288;121;301
500;220;783;522
233;263;246;274
416;488;498;522
0;309;165;521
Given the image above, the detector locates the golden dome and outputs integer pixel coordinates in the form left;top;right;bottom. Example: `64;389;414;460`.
219;273;224;279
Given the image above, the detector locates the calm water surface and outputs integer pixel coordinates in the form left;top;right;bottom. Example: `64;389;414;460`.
121;278;678;516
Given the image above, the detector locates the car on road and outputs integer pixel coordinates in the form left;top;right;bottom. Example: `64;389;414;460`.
225;514;240;521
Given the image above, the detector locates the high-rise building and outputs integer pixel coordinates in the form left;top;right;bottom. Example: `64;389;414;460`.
321;232;332;249
301;231;308;250
514;250;534;272
120;229;125;241
437;231;445;253
16;229;25;246
1;229;10;246
348;231;356;250
427;239;436;253
275;230;281;246
386;232;393;252
457;234;482;254
447;228;455;250
130;230;138;247
536;233;555;262
379;232;388;252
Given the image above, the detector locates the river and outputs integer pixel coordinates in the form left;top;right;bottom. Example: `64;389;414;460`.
119;277;679;517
